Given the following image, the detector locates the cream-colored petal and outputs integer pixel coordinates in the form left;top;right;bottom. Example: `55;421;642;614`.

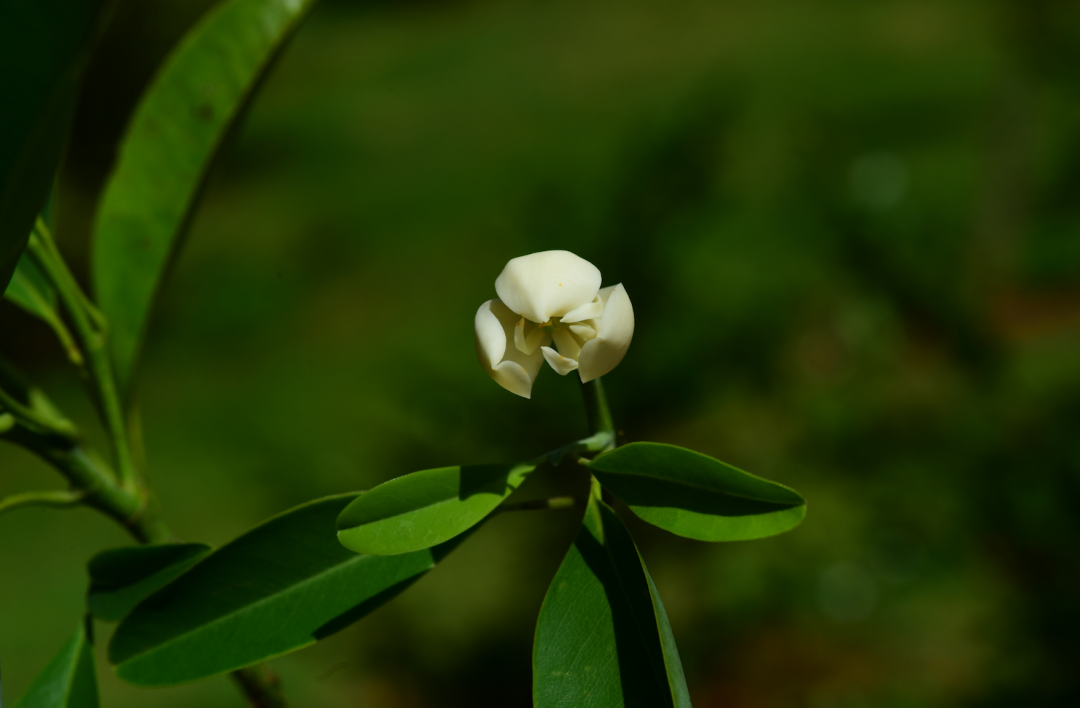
514;317;546;355
494;251;601;324
490;360;535;398
551;327;583;360
595;284;634;344
577;284;634;383
475;299;545;397
560;296;604;324
568;322;597;341
474;300;507;369
542;345;580;376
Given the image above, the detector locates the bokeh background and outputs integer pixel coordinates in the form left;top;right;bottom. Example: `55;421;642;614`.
3;0;1080;705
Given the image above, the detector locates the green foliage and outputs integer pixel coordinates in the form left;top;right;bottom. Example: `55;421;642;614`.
336;462;535;555
4;252;56;322
87;543;212;622
108;494;461;686
589;442;806;542
0;0;108;292
533;493;690;708
91;0;317;399
13;621;98;708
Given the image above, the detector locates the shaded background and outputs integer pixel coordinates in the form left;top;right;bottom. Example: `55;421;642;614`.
3;0;1080;705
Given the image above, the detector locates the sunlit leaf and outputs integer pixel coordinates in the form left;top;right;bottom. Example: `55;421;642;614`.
533;494;690;708
13;620;98;708
0;1;108;292
91;0;318;399
589;442;806;542
88;543;212;622
109;493;463;686
337;462;535;555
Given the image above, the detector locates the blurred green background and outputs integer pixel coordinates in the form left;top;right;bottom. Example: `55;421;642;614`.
3;0;1080;705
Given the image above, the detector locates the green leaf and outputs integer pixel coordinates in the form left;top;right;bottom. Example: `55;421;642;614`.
88;543;212;622
4;251;57;321
91;0;317;400
109;494;462;687
589;442;806;542
0;1;108;293
337;462;536;555
533;495;690;708
13;620;98;708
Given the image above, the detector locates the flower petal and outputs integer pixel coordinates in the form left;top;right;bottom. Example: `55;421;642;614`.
577;284;634;383
495;250;601;324
542;345;580;376
560;295;604;324
475;300;507;370
475;299;545;397
551;327;583;360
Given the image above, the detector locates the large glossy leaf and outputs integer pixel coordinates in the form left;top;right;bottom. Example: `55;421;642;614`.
533;495;690;708
0;1;108;293
88;543;212;622
337;462;535;555
109;494;462;686
91;0;317;399
589;442;806;542
13;620;98;708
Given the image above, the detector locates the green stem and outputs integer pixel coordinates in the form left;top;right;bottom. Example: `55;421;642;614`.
498;496;583;513
26;225;138;491
0;489;86;514
580;378;615;449
2;423;170;543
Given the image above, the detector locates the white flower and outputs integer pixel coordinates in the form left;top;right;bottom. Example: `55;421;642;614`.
474;250;634;398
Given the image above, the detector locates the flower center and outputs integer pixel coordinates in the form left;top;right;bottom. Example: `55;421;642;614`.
515;315;598;360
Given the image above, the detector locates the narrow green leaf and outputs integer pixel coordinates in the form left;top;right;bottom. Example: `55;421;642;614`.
91;0;317;399
4;252;58;321
109;494;462;687
337;462;536;555
533;495;690;708
589;442;806;542
0;1;108;292
13;620;98;708
88;543;212;622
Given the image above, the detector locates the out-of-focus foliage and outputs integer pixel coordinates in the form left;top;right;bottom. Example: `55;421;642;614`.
2;0;1080;706
0;0;109;292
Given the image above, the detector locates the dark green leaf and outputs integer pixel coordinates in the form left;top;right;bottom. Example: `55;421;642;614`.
337;462;535;555
0;1;108;292
589;442;806;542
533;494;690;708
109;494;462;686
13;620;98;708
91;0;317;399
88;543;212;622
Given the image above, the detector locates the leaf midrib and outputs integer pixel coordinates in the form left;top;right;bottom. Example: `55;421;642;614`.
115;550;429;667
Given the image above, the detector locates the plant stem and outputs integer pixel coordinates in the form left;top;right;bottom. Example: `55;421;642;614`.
232;666;286;708
3;424;170;543
26;225;138;491
0;489;86;515
499;496;583;513
8;225;285;708
580;378;615;448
